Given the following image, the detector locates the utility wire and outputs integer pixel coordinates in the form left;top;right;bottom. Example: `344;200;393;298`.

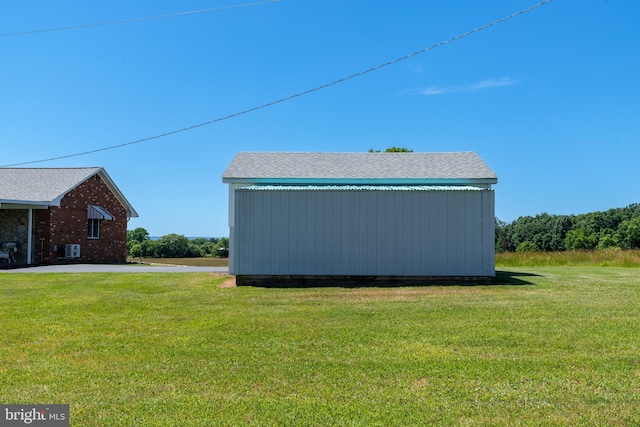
0;0;281;38
1;0;553;168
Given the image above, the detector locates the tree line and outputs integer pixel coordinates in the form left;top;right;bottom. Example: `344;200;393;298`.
496;203;640;252
127;228;229;258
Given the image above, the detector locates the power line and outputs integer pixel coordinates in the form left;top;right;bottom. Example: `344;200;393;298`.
1;0;553;168
0;0;281;38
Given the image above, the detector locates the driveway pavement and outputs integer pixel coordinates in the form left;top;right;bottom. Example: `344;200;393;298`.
0;264;229;273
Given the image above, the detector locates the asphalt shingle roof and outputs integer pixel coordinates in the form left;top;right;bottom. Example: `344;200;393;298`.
0;168;138;218
0;168;101;204
222;152;497;180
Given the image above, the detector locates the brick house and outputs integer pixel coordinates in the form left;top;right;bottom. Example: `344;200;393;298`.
0;168;138;266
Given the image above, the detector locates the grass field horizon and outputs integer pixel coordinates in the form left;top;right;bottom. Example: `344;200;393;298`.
1;264;639;425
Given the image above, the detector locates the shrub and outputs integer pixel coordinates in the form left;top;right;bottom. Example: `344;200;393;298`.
516;241;538;252
565;228;598;250
617;217;640;249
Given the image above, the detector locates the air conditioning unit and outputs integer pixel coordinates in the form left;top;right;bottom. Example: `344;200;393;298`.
65;244;81;258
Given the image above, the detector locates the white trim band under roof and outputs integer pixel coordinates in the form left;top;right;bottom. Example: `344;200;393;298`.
237;185;488;191
224;177;497;185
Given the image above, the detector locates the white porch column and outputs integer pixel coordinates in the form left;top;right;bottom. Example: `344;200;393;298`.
27;208;33;265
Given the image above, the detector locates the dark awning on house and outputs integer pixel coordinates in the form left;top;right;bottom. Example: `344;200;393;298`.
88;205;114;220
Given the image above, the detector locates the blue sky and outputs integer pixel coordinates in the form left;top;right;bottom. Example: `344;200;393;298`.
2;0;638;237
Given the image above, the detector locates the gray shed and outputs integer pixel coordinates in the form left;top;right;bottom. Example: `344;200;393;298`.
222;152;498;285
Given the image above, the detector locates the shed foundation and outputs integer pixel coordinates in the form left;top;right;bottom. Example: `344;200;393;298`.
236;275;495;287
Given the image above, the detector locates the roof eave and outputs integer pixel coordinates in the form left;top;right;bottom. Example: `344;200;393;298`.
0;200;53;208
96;169;139;218
223;177;497;186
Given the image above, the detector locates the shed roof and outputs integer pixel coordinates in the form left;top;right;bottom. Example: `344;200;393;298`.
0;167;138;218
223;152;497;185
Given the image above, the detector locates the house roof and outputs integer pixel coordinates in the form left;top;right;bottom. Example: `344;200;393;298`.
222;152;497;186
0;167;138;218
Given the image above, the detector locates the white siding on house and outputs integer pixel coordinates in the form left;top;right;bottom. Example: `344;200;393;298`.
231;187;495;277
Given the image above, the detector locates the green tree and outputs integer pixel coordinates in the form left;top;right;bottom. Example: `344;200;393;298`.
212;237;229;258
596;229;619;249
142;240;158;257
565;228;598;250
516;241;538;252
190;238;215;257
128;242;142;258
127;227;150;243
127;227;151;257
616;217;640;249
510;214;560;251
495;218;514;252
548;215;573;251
368;147;414;153
155;234;199;258
495;203;640;253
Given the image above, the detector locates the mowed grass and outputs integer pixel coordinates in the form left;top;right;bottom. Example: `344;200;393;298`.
1;269;639;426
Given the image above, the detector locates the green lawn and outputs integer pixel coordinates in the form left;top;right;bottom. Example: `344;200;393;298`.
1;269;639;426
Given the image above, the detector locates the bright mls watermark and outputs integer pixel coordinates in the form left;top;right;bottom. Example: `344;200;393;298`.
0;405;68;427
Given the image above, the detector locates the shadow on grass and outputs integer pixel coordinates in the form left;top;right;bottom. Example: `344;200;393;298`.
492;270;540;286
238;272;540;288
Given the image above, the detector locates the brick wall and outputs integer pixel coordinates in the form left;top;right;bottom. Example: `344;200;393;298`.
39;174;129;264
35;210;51;264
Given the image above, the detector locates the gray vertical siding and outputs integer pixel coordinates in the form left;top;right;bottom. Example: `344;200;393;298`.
232;188;495;277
